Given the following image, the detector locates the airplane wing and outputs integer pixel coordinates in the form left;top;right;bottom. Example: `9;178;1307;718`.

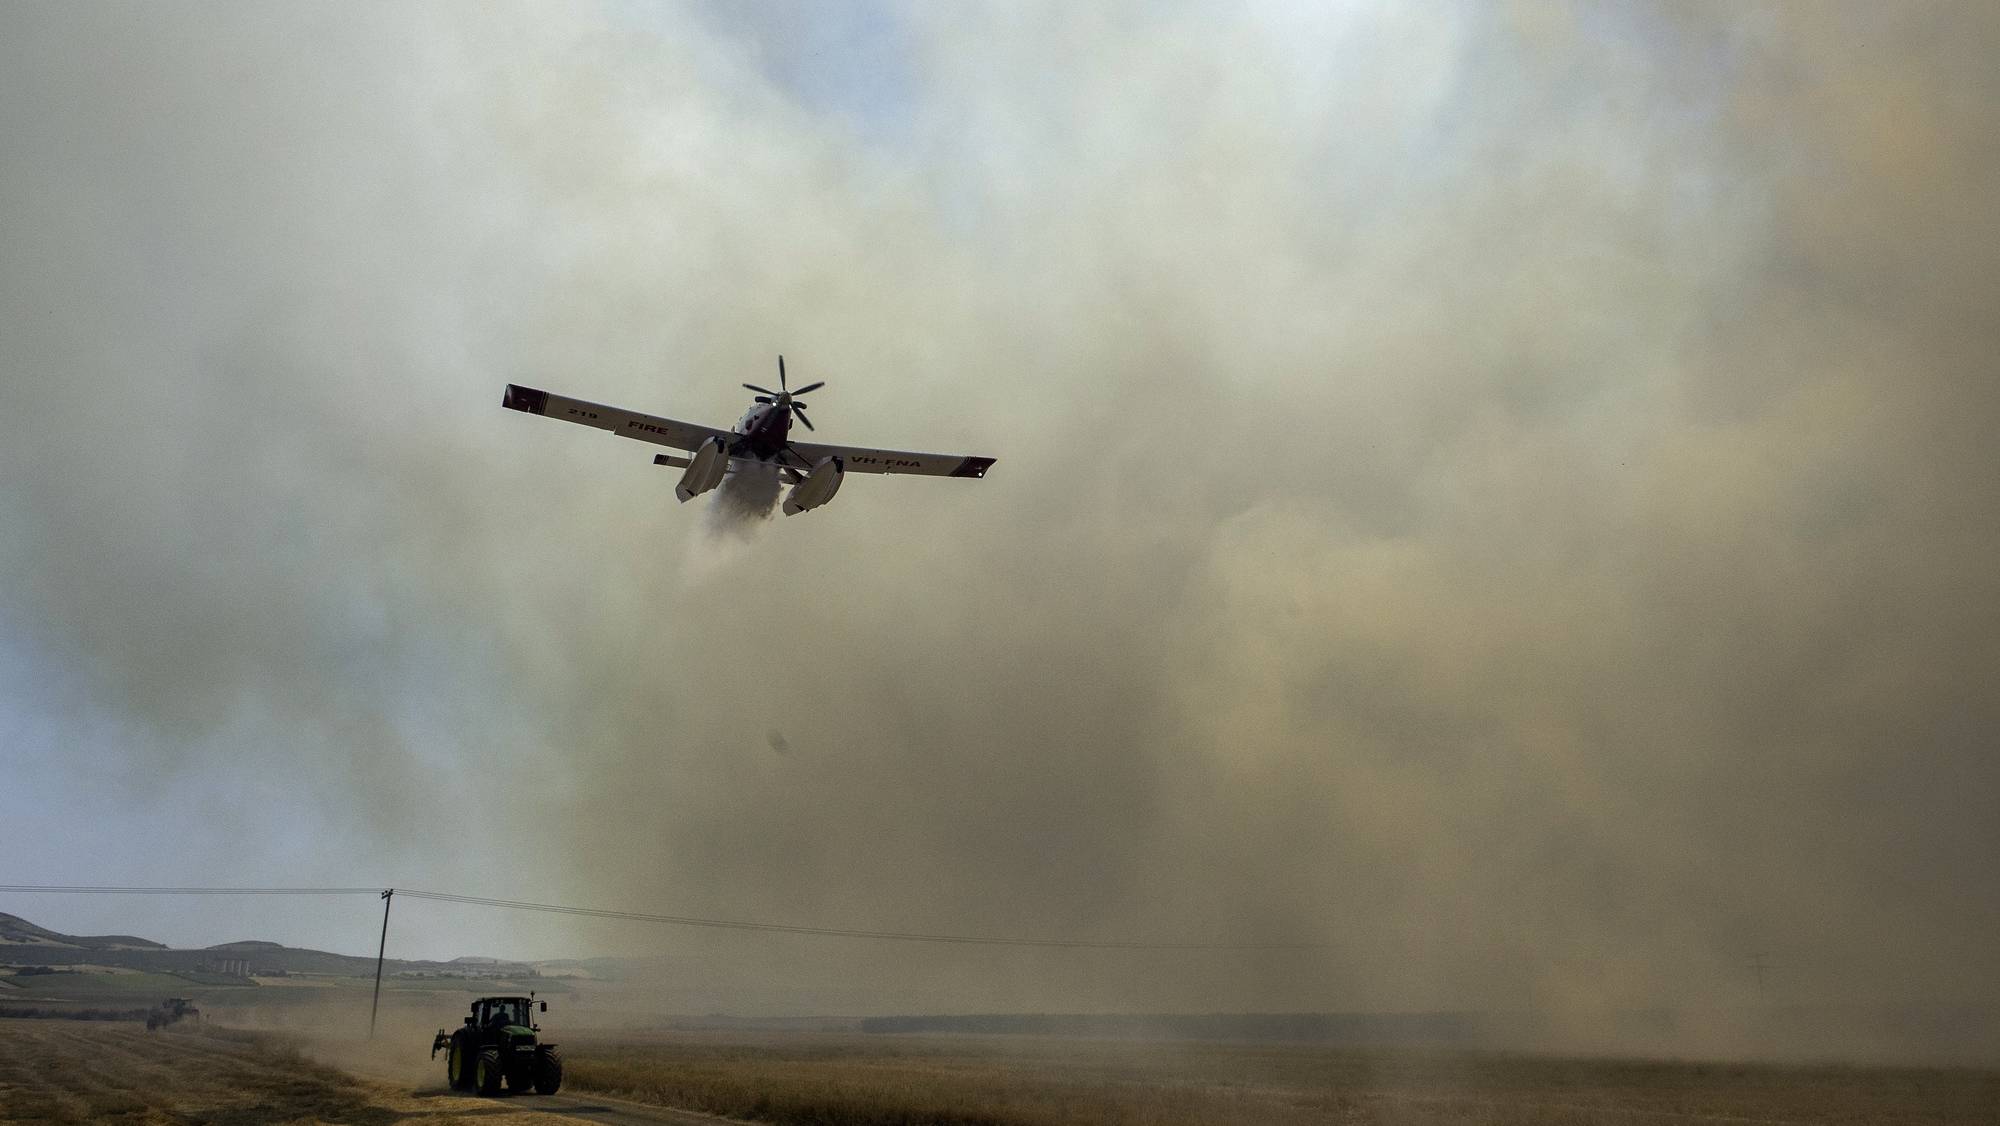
777;439;996;478
502;385;728;453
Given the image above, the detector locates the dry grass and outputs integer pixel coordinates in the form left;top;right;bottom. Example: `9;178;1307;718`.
560;1030;2000;1126
6;1012;1993;1125
0;1019;569;1125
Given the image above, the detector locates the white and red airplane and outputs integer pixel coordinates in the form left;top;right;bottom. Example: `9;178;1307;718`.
502;357;994;515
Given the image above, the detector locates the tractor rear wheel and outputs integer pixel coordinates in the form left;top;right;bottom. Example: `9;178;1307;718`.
476;1046;504;1096
533;1046;563;1095
447;1036;472;1091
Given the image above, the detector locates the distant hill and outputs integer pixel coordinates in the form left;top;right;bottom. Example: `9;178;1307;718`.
0;913;166;951
0;912;539;981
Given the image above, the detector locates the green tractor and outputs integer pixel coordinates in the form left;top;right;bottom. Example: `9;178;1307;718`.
430;995;563;1096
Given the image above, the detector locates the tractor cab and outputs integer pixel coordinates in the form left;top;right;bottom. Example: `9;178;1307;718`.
470;996;540;1031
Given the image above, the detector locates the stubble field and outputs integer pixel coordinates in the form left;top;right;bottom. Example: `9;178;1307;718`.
554;1028;2000;1126
0;1019;571;1126
4;1014;1997;1125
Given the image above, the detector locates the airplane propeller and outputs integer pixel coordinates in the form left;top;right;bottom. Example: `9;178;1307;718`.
745;355;823;430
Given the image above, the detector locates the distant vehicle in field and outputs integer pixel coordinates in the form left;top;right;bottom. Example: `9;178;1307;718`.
431;995;562;1096
502;356;996;515
145;997;198;1030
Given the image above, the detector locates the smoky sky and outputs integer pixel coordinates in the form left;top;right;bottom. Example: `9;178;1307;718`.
2;1;1997;1023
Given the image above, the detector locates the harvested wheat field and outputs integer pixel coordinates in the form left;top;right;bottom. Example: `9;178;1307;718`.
559;1029;2000;1126
0;1019;579;1126
4;1016;1998;1125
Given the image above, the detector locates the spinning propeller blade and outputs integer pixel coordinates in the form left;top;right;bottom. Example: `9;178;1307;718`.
754;357;826;432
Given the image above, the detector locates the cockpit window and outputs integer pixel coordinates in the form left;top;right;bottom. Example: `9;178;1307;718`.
483;999;528;1026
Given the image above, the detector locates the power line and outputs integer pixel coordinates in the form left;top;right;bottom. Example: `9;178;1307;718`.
397;889;1322;950
0;885;381;896
0;884;1322;951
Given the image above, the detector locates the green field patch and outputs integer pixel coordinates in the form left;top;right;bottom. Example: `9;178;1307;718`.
2;969;208;999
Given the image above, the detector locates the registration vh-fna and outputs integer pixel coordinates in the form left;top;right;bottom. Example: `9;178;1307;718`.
503;357;995;515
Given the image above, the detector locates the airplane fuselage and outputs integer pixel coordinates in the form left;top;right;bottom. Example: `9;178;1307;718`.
732;401;793;459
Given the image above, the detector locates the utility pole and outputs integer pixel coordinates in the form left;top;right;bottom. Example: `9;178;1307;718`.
370;888;393;1039
1748;951;1773;1000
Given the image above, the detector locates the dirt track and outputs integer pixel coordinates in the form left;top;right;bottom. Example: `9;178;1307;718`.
0;1020;721;1126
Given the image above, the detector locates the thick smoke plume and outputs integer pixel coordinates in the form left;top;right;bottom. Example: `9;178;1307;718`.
2;2;1997;1053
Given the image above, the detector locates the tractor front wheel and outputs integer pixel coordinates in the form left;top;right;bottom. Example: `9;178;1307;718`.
476;1047;504;1096
533;1046;563;1095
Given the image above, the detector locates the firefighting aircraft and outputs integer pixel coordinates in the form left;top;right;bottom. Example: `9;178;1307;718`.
502;357;995;515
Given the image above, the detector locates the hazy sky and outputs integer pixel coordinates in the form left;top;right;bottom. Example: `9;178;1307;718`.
3;2;1995;1019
